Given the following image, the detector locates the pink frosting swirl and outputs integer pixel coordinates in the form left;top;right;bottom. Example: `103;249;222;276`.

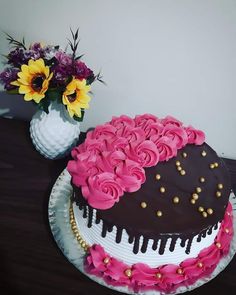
134;114;160;130
82;172;124;209
161;115;183;127
151;136;177;161
116;126;146;143
110;115;135;130
162;124;188;149
185;126;205;145
86;124;117;141
116;159;146;192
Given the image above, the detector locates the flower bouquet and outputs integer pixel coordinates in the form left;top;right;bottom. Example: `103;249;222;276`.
0;29;103;159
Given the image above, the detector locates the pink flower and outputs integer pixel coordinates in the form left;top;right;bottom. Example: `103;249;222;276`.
104;257;131;286
96;150;126;173
161;115;183;127
126;140;160;167
116;126;146;143
151;136;177;161
81;172;123;209
132;263;160;287
142;122;164;139
116;159;146;192
110;115;135;130
162;124;188;149
86;124;117;141
86;244;111;275
134;114;160;130
185;126;205;145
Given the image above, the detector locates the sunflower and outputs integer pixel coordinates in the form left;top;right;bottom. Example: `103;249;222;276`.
62;78;91;118
11;58;53;103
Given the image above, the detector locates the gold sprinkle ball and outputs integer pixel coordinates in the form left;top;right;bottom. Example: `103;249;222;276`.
207;208;213;215
160;187;166;193
201;151;207;157
197;262;203;268
177;268;183;275
218;183;223;189
124;269;132;277
216;191;222;198
156;210;163;217
177;166;182;171
156;273;162;279
156;174;161;180
141;202;147;208
199;177;205;183
190;199;196;205
180;170;186;176
224;228;230;234
214;162;219;168
215;242;221;249
198;206;204;212
196;187;202;193
173;196;180;204
176;161;181;166
210;163;215;169
192;193;199;200
182;152;187;158
202;211;208;218
103;257;110;264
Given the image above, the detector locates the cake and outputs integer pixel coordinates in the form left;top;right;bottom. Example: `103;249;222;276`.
67;114;233;293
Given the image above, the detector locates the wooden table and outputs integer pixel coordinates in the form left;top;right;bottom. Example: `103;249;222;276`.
0;117;235;295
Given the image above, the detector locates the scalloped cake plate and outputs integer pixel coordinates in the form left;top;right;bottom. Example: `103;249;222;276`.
48;169;236;295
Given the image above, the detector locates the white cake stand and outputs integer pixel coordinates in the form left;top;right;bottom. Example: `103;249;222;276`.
48;169;236;295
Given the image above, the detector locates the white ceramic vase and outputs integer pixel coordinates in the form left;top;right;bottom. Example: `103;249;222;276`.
30;101;81;159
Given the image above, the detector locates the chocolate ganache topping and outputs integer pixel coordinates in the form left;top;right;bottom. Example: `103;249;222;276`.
72;143;231;255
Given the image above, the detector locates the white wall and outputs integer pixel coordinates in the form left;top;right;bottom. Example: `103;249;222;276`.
0;0;235;158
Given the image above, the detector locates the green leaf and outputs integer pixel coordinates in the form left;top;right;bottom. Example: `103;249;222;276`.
73;109;85;122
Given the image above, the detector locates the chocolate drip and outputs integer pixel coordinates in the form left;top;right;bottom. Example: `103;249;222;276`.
214;223;218;230
185;237;194;254
83;206;87;218
197;233;202;242
116;227;123;243
88;207;93;228
141;237;149;253
101;222;108;238
180;238;187;248
202;230;207;238
169;236;178;252
152;239;158;250
159;237;168;255
128;235;134;244
133;235;141;254
207;225;213;235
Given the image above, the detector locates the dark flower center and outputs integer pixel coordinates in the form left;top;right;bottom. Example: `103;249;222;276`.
31;75;45;91
67;91;77;103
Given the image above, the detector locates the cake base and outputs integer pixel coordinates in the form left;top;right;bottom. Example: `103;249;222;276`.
48;169;236;295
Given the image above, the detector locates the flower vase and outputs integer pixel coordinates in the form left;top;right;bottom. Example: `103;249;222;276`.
30;101;81;159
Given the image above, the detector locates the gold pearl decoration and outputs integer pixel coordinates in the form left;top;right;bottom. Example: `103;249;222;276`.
180;170;186;176
192;193;199;200
202;212;208;218
196;187;202;193
156;210;163;217
197;262;203;268
141;202;147;209
210;163;215;169
201;151;207;157
207;208;213;215
176;268;183;275
155;174;161;180
156;273;162;279
199;177;205;183
218;183;223;189
190;199;196;205
215;242;221;249
177;166;182;171
182;152;187;158
216;191;222;198
160;187;166;193
69;203;89;252
173;196;180;204
176;161;181;166
198;206;204;212
103;257;110;264
124;269;132;277
224;228;230;234
214;162;219;168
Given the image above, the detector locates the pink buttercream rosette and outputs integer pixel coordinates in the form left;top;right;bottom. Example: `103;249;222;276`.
67;114;205;209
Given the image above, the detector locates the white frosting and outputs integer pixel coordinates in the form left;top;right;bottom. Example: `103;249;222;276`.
73;203;220;268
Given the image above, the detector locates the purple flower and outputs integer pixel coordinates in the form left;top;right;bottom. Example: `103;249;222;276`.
7;48;27;67
74;60;94;80
0;68;19;90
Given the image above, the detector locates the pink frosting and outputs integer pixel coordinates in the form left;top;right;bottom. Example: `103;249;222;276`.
85;202;233;293
67;114;205;209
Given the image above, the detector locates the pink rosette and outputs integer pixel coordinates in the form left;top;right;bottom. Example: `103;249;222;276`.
81;172;123;210
126;140;160;167
86;124;117;141
106;137;129;153
96;150;126;173
86;244;110;275
134;114;160;130
132;263;160;287
185;126;205;145
142;122;164;140
116;159;146;192
116;126;146;143
71;142;86;158
162;124;188;149
161;115;183;127
151;136;177;161
110;115;135;130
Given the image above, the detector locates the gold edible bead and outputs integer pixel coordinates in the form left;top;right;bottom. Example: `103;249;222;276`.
182;152;187;158
177;166;182;171
81;241;86;248
192;193;199;200
216;191;222;197
160;187;166;193
141;202;147;208
196;187;202;193
77;236;82;242
214;162;219;168
199;177;205;183
218;183;223;189
198;206;204;212
176;161;181;166
124;269;132;277
210;163;215;169
177;268;183;275
180;170;186;175
156;273;162;279
215;242;221;249
202;212;208;218
224;228;230;234
173;196;180;204
156;174;161;180
156;210;163;217
197;262;203;268
103;257;110;264
190;199;196;205
207;208;213;215
201;151;207;157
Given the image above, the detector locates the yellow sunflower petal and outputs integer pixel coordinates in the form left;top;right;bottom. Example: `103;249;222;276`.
19;85;31;94
11;80;20;86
